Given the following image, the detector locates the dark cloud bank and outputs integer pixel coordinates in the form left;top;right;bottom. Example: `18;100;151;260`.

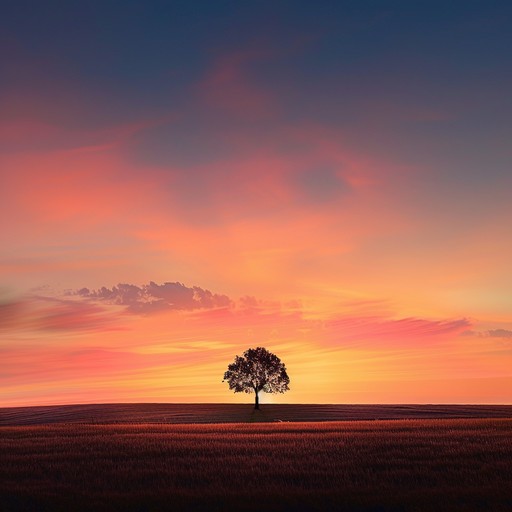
75;281;232;314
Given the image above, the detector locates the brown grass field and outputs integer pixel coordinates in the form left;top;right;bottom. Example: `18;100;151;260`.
1;405;512;511
2;403;512;425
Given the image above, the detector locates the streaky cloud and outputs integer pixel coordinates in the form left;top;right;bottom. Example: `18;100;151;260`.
0;294;120;333
326;315;472;346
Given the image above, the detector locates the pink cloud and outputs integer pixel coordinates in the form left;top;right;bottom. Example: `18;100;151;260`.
0;346;185;387
0;295;122;333
33;297;122;332
326;315;472;346
1;145;156;232
197;49;277;118
0;298;27;329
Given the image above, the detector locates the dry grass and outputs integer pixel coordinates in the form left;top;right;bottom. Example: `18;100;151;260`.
2;419;512;511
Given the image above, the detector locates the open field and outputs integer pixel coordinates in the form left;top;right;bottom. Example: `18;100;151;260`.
2;419;512;512
2;403;512;426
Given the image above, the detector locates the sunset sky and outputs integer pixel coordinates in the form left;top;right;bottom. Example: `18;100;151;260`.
1;1;511;406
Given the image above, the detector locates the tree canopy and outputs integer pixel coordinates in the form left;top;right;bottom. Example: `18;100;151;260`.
223;347;290;409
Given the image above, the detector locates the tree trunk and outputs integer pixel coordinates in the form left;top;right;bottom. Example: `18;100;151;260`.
254;390;259;410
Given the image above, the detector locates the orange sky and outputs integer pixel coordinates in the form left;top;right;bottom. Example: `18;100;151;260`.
1;2;511;406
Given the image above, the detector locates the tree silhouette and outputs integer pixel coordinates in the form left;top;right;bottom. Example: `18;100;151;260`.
223;347;290;409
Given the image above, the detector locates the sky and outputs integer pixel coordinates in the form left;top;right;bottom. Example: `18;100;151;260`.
1;0;511;406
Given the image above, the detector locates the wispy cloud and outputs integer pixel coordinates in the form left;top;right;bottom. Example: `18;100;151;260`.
461;329;512;339
197;48;277;118
0;294;120;333
0;298;26;329
326;315;472;346
33;296;121;332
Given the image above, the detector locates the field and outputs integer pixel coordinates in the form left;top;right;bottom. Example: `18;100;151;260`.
1;410;512;511
2;403;512;425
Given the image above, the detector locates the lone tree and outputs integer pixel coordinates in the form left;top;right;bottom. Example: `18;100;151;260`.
223;347;290;410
